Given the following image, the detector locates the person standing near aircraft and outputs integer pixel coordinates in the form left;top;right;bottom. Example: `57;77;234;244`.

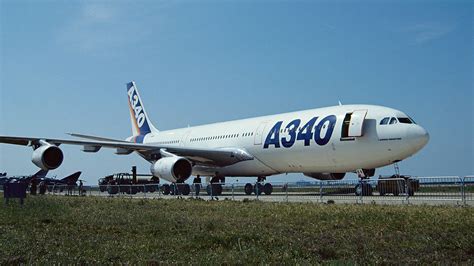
30;180;37;195
78;180;83;196
193;175;201;196
39;181;46;195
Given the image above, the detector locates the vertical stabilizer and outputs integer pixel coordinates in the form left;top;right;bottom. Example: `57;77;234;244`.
126;81;159;142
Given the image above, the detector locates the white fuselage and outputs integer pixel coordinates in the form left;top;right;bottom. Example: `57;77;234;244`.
140;104;429;178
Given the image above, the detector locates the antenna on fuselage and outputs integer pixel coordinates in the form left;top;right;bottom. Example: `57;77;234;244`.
338;101;343;106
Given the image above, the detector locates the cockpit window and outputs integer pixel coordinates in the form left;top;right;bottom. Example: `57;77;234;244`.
389;117;398;124
380;117;390;125
398;117;413;124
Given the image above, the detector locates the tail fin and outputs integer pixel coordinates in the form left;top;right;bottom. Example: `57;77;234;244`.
61;171;82;185
25;169;48;182
126;81;159;141
33;169;48;179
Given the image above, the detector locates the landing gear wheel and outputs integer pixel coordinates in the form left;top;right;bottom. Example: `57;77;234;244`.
254;183;264;195
161;184;171;195
244;183;253;195
179;184;191;196
263;183;273;195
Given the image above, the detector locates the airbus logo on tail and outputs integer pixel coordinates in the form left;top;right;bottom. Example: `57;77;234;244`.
128;87;146;128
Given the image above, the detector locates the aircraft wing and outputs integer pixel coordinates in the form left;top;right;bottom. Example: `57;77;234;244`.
0;135;254;167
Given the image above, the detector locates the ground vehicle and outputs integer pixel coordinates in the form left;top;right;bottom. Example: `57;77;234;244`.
98;167;160;195
98;167;193;196
377;175;419;196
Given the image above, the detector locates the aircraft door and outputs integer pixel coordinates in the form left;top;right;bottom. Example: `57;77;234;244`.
348;110;367;137
341;109;368;138
180;130;192;146
254;122;268;145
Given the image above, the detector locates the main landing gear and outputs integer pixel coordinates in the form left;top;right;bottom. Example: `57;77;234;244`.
245;176;273;196
203;176;274;196
161;182;191;196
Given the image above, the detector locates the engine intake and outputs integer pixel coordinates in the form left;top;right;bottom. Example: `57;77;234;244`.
150;157;192;183
304;173;346;180
32;144;64;170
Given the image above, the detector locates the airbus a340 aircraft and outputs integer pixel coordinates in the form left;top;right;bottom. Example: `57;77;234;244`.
0;82;429;195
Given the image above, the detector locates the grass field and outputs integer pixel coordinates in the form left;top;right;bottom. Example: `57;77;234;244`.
0;195;473;264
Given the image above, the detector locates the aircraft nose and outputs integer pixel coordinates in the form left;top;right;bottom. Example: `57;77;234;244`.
410;125;429;150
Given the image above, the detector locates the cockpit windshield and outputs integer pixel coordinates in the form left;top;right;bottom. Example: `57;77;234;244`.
398;117;412;124
381;116;416;126
380;117;390;125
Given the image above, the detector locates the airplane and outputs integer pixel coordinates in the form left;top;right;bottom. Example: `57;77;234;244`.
0;169;48;187
0;81;429;195
39;171;82;189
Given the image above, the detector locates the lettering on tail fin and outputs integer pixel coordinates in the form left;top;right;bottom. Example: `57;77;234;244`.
127;82;152;135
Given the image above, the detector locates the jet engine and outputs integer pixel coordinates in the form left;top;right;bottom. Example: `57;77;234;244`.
150;157;192;183
303;173;346;180
32;143;64;170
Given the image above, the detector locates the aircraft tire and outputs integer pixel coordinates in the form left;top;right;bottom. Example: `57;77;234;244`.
263;183;273;195
161;184;171;195
244;183;253;195
179;184;191;196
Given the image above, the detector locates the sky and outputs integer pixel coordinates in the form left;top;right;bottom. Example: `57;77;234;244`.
0;0;472;184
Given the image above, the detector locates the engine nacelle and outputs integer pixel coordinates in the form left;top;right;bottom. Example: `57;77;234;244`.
32;144;64;170
304;173;346;180
150;157;192;183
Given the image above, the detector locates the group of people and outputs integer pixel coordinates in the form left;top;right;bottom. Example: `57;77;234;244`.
29;180;47;195
192;175;219;200
29;180;84;196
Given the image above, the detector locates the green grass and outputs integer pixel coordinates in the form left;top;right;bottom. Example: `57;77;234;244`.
0;195;473;264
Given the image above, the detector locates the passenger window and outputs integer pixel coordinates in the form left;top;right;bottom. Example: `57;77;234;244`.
389;117;397;124
380;117;389;125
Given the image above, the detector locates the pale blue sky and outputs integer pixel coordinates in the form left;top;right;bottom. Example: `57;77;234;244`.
1;0;472;183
